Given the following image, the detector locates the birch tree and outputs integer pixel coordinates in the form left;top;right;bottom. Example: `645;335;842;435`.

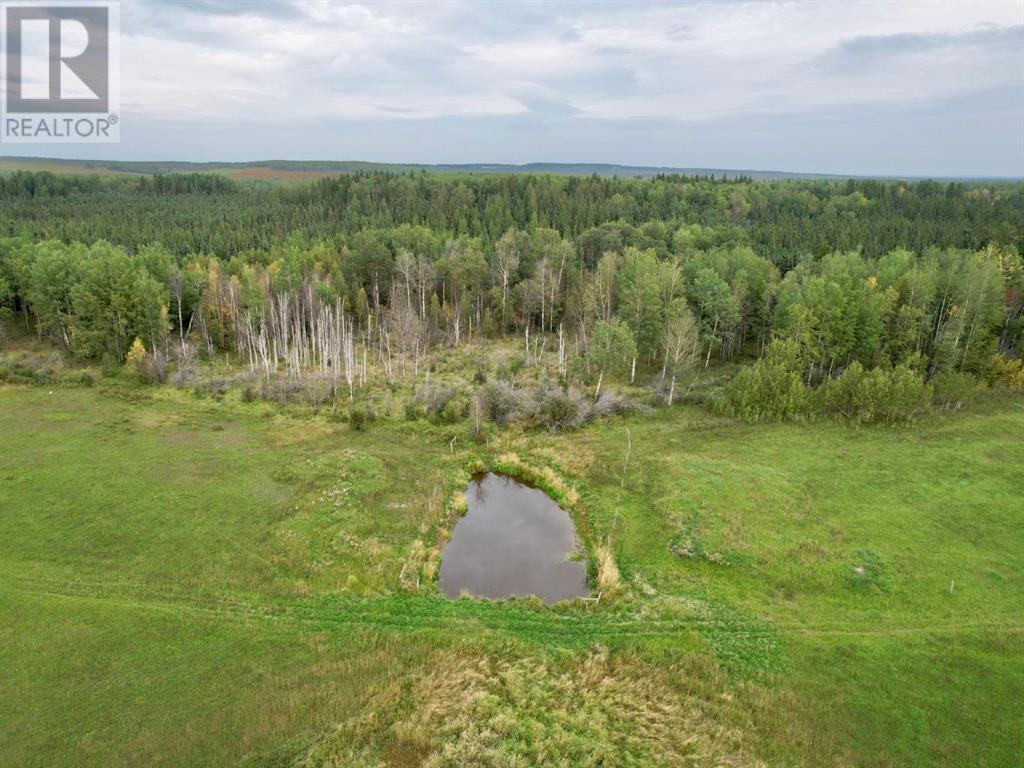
661;299;700;405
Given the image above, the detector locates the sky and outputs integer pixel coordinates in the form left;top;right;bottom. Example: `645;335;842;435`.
3;0;1023;176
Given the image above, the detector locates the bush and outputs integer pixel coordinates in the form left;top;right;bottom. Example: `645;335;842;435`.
415;383;463;424
588;388;639;419
846;549;888;592
931;370;976;411
124;338;147;372
818;361;865;419
723;339;807;421
0;356;64;385
403;398;423;421
479;381;521;425
61;370;95;387
0;362;37;384
348;401;374;431
820;362;931;424
494;356;524;381
263;377;302;404
472;354;488;384
101;353;123;378
878;364;932;423
438;396;467;425
134;349;169;385
985;354;1024;389
727;341;932;425
325;405;347;424
531;382;582;432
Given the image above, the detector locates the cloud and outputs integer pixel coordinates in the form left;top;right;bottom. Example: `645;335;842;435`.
121;1;1020;123
810;25;1023;90
818;25;1022;63
8;0;1022;174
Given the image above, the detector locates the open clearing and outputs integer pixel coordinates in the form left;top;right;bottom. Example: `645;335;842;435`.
225;167;346;181
1;384;1021;766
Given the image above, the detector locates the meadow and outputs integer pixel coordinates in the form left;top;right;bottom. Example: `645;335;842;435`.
1;377;1020;767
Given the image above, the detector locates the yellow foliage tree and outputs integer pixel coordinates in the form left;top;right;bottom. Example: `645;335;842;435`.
124;337;147;371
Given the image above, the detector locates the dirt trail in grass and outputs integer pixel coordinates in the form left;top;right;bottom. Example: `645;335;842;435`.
2;574;733;638
6;573;1020;647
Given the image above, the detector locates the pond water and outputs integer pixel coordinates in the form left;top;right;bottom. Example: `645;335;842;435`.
438;472;590;603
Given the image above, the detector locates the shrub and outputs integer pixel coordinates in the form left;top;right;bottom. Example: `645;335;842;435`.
263;377;303;403
931;370;976;411
879;364;932;423
651;372;674;405
133;349;169;385
728;341;932;425
472;354;488;384
479;380;521;425
588;388;639;419
819;361;861;419
403;397;423;421
171;361;196;388
101;352;124;378
723;339;808;421
348;401;374;431
821;362;931;423
531;382;582;432
846;549;887;592
527;382;639;432
985;354;1024;389
61;370;95;387
415;383;459;422
124;338;147;372
438;396;467;425
0;362;36;384
494;356;524;381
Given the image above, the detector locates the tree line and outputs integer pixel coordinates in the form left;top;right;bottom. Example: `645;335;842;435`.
0;171;1021;420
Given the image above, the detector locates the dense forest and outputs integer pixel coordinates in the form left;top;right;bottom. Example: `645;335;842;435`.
1;170;1022;423
2;169;1022;264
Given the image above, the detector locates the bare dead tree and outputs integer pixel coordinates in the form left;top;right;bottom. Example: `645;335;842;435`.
557;323;566;381
414;253;435;320
494;232;519;332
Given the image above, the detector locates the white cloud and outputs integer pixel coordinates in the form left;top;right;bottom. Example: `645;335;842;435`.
118;0;1021;125
3;0;991;174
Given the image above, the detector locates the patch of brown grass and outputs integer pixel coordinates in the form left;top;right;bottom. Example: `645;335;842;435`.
532;443;596;476
297;647;777;767
229;167;344;180
594;543;622;594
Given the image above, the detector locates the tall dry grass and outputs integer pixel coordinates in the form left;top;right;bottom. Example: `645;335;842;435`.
296;646;781;767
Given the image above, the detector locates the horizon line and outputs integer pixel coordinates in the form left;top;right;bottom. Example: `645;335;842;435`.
1;155;1022;182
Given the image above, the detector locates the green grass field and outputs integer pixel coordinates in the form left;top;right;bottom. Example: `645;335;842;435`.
1;383;1021;766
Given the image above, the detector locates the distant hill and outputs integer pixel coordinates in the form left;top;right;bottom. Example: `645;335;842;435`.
0;156;845;180
0;156;1017;181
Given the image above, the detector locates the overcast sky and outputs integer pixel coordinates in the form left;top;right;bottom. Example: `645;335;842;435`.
5;0;1023;176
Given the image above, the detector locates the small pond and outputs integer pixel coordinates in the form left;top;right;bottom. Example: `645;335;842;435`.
438;472;590;603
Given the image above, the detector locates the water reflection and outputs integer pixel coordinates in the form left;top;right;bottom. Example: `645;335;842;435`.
438;472;590;603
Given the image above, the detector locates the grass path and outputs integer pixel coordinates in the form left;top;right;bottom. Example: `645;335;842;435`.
6;570;1021;648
